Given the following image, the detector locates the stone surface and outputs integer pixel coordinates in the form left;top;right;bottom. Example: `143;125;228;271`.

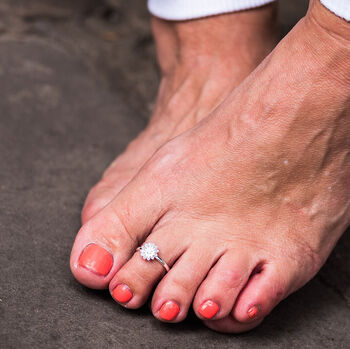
0;1;349;348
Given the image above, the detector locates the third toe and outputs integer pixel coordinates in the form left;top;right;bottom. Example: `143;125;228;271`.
151;243;223;323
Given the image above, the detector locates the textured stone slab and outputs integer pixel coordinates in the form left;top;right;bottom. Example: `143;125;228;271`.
0;1;349;348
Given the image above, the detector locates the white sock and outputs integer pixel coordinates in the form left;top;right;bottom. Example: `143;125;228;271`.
148;0;275;20
320;0;350;21
148;0;350;21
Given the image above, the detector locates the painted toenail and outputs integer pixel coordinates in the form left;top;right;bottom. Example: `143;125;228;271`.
112;284;133;303
198;300;219;319
159;301;180;321
78;244;113;276
247;305;259;319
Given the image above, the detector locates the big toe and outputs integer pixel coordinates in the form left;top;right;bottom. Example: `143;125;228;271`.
70;157;171;289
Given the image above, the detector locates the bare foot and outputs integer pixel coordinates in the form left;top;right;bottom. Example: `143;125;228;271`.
71;0;350;333
81;4;278;223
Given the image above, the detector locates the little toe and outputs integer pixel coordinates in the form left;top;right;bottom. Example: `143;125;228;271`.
151;243;223;323
231;262;290;323
204;262;289;333
193;251;257;320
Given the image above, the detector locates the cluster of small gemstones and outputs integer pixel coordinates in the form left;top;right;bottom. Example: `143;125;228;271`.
140;242;159;260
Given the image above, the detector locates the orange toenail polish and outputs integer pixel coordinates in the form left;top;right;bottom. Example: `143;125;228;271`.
247;305;259;319
112;284;133;303
159;301;180;321
78;244;113;276
198;300;219;319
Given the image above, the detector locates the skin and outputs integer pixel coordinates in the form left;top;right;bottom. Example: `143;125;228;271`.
70;0;350;334
81;4;278;223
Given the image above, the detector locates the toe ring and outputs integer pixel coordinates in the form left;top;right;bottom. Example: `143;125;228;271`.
137;242;170;272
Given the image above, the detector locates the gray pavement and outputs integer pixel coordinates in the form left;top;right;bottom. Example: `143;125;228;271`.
0;1;349;348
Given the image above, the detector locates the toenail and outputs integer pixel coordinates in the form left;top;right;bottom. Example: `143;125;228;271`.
198;300;219;319
112;284;133;303
78;244;113;276
158;301;180;321
247;305;259;319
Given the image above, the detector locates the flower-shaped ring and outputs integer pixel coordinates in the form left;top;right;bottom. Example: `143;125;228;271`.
137;242;170;272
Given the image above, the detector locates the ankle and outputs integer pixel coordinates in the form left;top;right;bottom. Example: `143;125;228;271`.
151;3;279;77
307;0;350;42
300;1;350;89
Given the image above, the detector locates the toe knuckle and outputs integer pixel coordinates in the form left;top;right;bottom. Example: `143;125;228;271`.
221;269;245;289
131;266;155;285
110;203;138;244
169;274;194;294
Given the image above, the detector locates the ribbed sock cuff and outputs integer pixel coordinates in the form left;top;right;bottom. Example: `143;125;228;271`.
320;0;350;21
148;0;276;21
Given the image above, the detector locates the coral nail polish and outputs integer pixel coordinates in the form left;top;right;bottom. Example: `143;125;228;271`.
159;301;180;321
247;305;259;319
198;300;219;319
112;284;133;303
78;244;113;276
